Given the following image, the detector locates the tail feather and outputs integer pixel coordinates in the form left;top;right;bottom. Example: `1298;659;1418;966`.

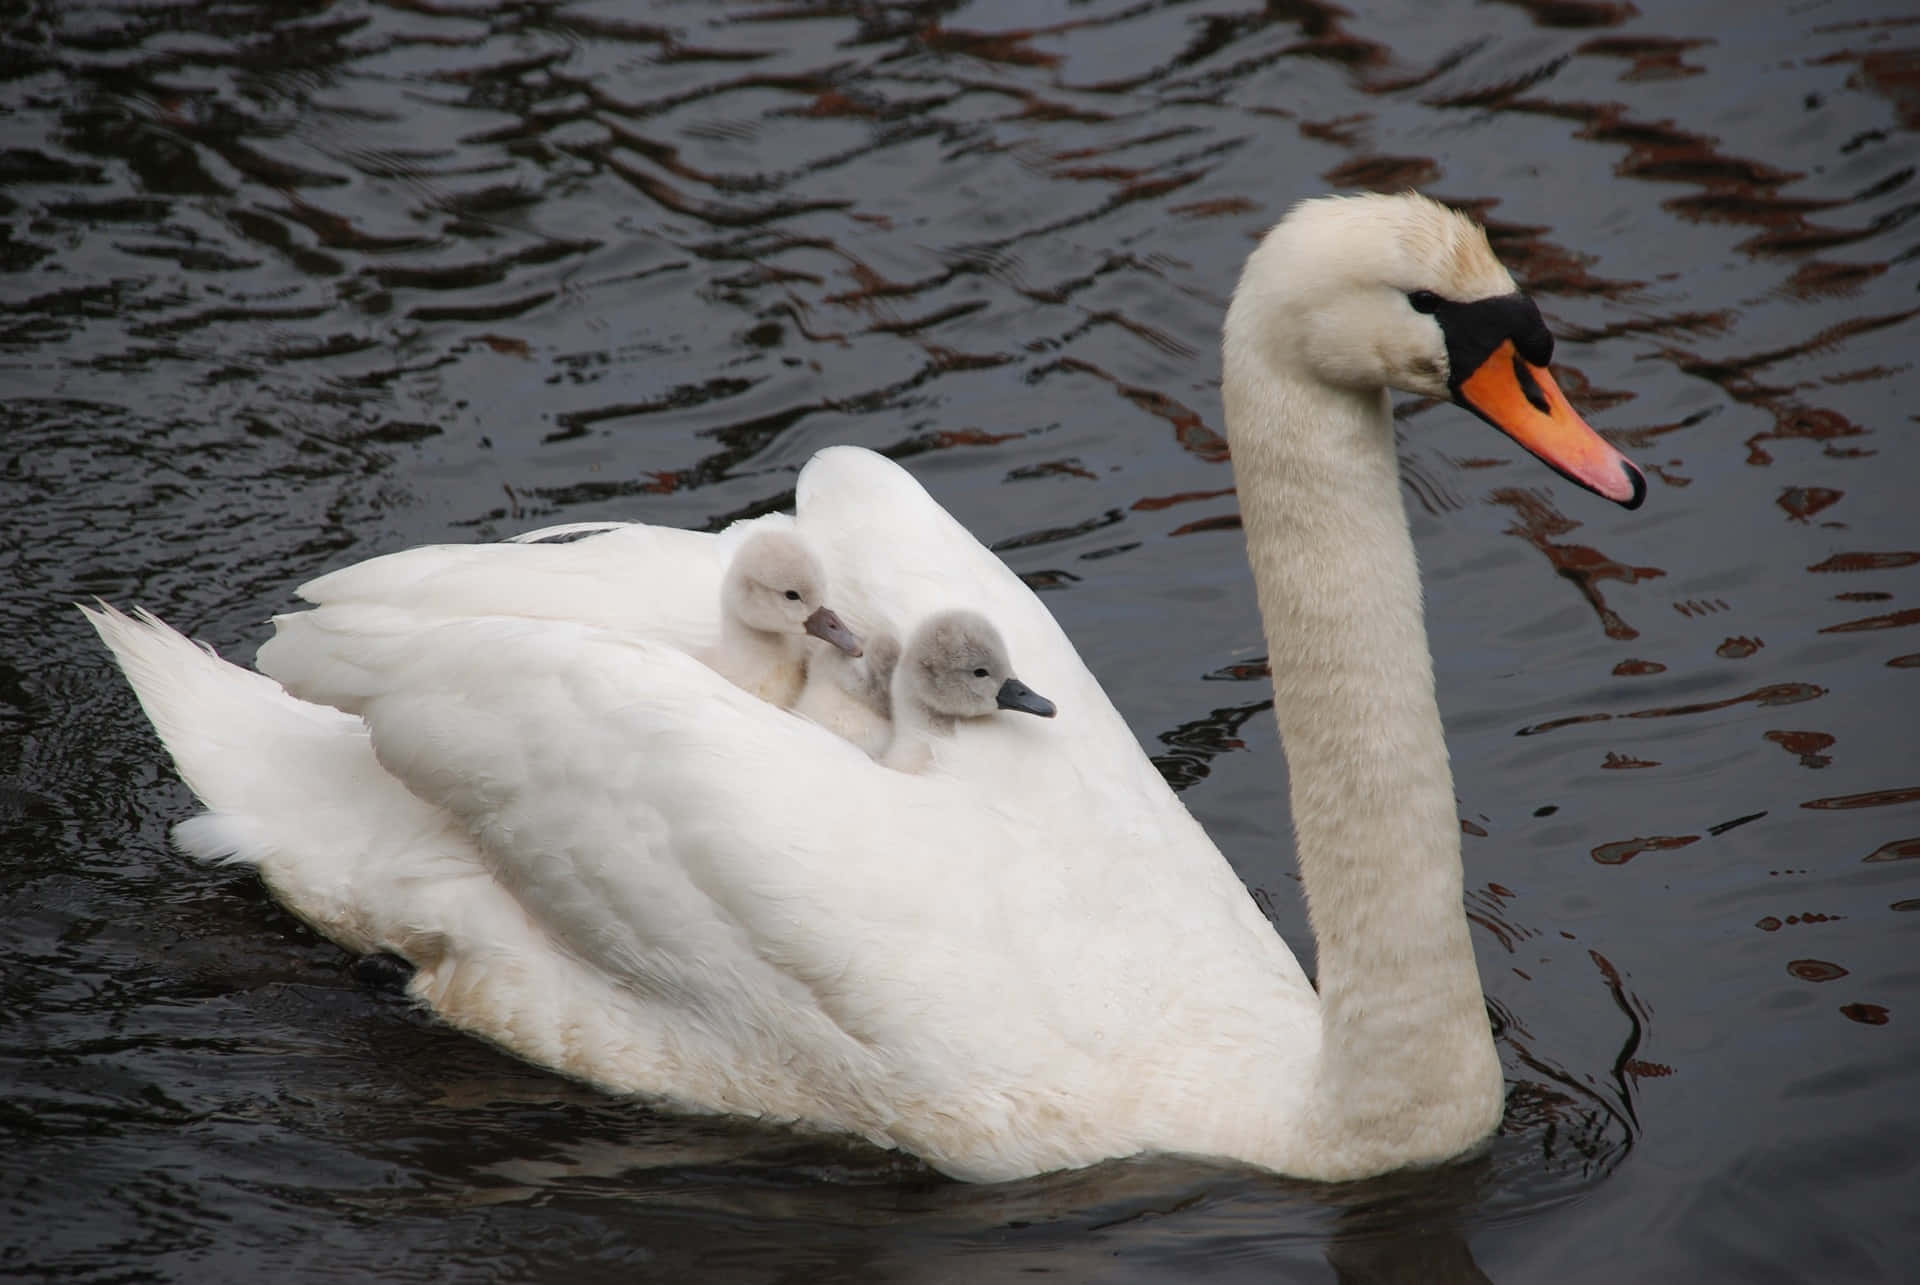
81;602;480;957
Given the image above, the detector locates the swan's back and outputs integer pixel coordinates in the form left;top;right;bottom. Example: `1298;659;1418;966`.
347;613;1319;1176
258;516;789;709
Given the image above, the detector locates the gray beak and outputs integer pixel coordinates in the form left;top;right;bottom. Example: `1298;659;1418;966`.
804;606;862;657
995;676;1056;719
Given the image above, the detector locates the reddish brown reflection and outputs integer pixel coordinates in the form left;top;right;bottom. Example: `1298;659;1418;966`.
1810;551;1920;572
1466;882;1536;954
1627;682;1826;719
1821;606;1920;634
1812;46;1920;129
1717;636;1763;658
1591;834;1699;865
1520;711;1614;736
1490;488;1665;640
1787;958;1850;983
1804;788;1920;811
917;23;1062;69
1778;486;1844;522
1009;459;1096;483
1890;653;1920;669
1170;514;1244;537
942;429;1024;450
1840;1003;1891;1026
1322;155;1439;191
1862;837;1920;862
1764;730;1835;768
1613;658;1666;676
1780;260;1888;299
1602;752;1658;769
1170;197;1258;220
1206;659;1271;682
1757;912;1844;932
1132;487;1236;512
1491;0;1640;29
1745;404;1876;467
1578;35;1709;82
1519;681;1826;736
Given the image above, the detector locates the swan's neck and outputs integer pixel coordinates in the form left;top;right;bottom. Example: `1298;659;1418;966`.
880;697;950;774
706;619;806;708
1223;351;1503;1172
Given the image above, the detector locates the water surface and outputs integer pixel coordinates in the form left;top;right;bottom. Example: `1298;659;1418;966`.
4;0;1918;1279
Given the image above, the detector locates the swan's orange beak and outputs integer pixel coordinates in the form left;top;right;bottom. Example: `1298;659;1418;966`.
1454;340;1645;509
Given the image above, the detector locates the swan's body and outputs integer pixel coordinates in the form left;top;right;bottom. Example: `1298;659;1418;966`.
87;192;1642;1183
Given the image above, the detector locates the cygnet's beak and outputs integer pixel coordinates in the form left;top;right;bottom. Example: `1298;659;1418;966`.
1453;339;1645;509
804;606;863;657
995;676;1056;719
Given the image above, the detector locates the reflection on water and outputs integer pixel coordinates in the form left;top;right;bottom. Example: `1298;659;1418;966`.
5;0;1919;1279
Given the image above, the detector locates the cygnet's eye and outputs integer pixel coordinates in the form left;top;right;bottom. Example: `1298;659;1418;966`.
784;589;801;601
972;667;988;678
1407;289;1442;314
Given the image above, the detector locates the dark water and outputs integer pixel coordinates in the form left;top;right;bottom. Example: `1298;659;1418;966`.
4;0;1917;1278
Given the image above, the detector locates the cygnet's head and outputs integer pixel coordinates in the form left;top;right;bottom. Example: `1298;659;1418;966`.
1223;191;1643;508
722;531;861;656
900;610;1055;721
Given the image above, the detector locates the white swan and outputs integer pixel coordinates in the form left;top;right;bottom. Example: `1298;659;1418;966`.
877;610;1056;773
696;529;862;706
790;610;1054;765
85;191;1643;1184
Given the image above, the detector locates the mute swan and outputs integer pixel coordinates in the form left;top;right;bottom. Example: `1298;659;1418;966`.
878;610;1056;773
793;628;899;757
86;190;1644;1184
697;529;861;705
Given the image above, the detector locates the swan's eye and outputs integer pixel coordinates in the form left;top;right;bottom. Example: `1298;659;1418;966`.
784;590;801;601
1407;290;1442;314
972;667;988;678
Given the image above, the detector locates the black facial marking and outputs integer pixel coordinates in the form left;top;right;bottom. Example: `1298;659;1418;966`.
1418;291;1555;395
1511;350;1551;415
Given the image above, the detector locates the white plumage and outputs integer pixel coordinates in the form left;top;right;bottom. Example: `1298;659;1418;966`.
85;192;1644;1183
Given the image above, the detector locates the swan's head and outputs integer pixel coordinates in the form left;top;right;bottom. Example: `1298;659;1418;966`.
723;531;862;656
901;610;1056;721
1225;191;1644;508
